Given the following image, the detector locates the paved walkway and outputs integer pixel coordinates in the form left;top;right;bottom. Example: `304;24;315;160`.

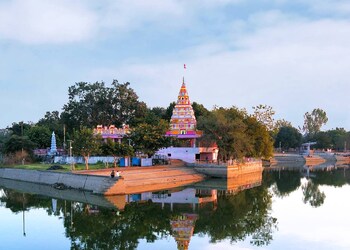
76;160;206;194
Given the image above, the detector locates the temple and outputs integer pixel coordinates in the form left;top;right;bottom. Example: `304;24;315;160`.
166;77;202;147
158;78;218;163
93;124;130;143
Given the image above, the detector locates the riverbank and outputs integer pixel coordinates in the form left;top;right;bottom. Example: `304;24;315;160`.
0;160;205;195
187;159;262;178
269;153;350;167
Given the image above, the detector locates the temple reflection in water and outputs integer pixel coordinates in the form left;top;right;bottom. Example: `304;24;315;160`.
0;169;266;250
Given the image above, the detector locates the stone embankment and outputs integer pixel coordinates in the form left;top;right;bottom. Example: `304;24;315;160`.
270;153;349;167
0;168;120;195
0;160;205;195
0;177;118;209
187;160;262;178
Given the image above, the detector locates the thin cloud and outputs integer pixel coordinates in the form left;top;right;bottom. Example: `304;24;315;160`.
0;0;97;44
90;14;350;130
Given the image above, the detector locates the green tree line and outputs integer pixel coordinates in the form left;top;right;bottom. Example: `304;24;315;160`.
0;80;348;166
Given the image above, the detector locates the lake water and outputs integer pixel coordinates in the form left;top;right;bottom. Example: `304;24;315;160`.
1;165;350;250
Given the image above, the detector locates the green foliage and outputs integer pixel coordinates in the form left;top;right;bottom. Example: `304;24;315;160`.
0;129;11;153
252;105;275;131
274;126;302;150
129;120;172;157
27;126;51;148
303;108;328;136
192;102;210;118
245;116;274;159
198;106;273;160
195;186;277;246
8;122;31;136
37;111;65;147
326;128;349;150
313;131;332;149
101;139;134;167
72;127;102;170
3;135;36;154
141;107;168;126
308;128;349;150
164;102;176;121
37;111;62;132
61;81;146;131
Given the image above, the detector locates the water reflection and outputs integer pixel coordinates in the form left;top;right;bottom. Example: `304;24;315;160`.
0;165;349;249
265;163;350;207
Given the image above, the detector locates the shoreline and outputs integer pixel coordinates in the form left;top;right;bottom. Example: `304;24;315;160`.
269;152;350;167
0;160;205;195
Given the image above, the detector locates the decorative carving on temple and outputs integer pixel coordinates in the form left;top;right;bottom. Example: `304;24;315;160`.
166;78;202;140
93;124;130;143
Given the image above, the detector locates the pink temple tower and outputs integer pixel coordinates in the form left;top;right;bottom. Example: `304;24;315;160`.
166;78;202;146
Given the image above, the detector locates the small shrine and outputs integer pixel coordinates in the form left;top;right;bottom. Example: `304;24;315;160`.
48;131;57;155
93;124;130;143
166;78;202;147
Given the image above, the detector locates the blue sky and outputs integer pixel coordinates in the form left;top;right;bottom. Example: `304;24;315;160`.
1;0;350;130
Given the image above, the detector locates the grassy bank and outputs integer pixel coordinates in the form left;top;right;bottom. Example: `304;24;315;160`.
0;163;114;171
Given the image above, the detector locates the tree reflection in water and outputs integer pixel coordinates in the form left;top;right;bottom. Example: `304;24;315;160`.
2;168;348;249
301;180;326;207
0;186;277;249
195;186;277;246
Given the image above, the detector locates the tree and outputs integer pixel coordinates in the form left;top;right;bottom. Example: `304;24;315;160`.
8;122;31;136
3;135;36;154
303;108;328;136
252;105;275;131
164;102;176;121
72;127;101;170
274;126;302;150
327;128;348;151
139;107;166;126
129;120;172;157
271;119;293;138
313;131;332;149
27;126;51;148
0;129;11;154
110;80;148;127
101;139;134;167
274;119;292;130
245;116;274;159
3;135;36;164
198;106;273;160
61;80;146;131
192;102;210;119
37;111;62;131
37;111;65;147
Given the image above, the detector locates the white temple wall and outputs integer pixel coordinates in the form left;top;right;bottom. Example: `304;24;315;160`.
156;147;199;163
54;156;116;164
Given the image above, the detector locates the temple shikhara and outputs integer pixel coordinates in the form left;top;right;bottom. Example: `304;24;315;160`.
158;77;218;163
166;77;202;147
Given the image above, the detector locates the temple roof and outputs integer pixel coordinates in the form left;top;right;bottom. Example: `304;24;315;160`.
176;78;191;106
166;77;201;139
